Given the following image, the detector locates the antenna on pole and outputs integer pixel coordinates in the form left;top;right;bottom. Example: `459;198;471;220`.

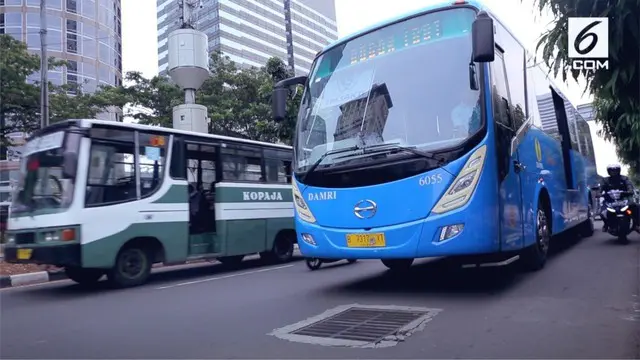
168;0;210;133
180;0;201;29
39;0;49;129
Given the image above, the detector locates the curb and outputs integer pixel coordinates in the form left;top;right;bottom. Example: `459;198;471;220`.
0;271;67;289
1;246;302;289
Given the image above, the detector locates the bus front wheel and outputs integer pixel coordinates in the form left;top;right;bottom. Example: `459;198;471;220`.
381;258;414;271
107;246;152;288
65;267;104;286
520;205;551;272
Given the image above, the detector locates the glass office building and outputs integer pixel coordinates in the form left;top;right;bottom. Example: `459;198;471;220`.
1;0;123;94
0;0;124;214
156;0;338;76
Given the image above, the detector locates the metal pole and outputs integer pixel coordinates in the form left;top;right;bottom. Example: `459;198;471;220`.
0;61;6;161
39;0;48;129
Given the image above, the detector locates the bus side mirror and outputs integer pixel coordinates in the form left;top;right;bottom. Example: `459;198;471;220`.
272;75;308;122
472;11;495;63
272;87;288;122
62;152;77;179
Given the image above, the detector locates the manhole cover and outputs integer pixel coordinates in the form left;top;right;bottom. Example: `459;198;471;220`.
269;304;442;348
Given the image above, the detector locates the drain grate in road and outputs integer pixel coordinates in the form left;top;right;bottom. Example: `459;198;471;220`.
269;304;442;348
291;307;425;342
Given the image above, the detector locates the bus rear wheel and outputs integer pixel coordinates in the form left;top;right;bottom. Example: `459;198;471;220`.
261;232;294;263
580;203;595;237
107;246;152;288
65;267;104;286
381;258;414;271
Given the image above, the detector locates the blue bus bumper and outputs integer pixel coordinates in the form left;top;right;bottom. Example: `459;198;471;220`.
296;209;499;259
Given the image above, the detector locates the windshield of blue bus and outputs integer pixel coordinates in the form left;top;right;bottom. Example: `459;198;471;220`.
294;7;481;173
10;130;81;215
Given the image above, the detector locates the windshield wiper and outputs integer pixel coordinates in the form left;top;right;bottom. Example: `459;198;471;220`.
300;145;361;183
335;143;447;166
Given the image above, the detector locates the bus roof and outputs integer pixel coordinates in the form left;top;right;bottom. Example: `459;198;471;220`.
65;119;293;150
319;0;575;109
322;0;487;53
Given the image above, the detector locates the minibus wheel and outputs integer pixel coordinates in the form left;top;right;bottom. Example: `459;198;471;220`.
107;245;152;288
261;231;294;263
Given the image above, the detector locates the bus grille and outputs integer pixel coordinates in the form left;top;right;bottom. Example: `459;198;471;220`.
15;232;35;244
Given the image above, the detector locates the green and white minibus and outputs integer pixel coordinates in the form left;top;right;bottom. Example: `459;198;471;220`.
4;119;295;287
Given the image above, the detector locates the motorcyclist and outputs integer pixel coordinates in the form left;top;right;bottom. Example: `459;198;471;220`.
600;164;640;233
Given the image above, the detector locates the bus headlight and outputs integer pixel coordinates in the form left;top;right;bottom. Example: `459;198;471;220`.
43;232;60;242
292;179;316;223
439;224;464;241
7;235;15;243
432;145;487;214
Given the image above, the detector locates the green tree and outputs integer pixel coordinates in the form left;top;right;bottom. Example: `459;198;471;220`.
0;34;41;145
263;56;302;145
531;0;640;173
0;34;118;146
114;71;183;127
120;52;300;144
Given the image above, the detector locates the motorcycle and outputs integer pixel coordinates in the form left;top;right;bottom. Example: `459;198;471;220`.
305;257;358;271
600;189;635;244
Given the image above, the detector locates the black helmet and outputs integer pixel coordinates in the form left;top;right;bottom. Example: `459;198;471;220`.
606;164;622;177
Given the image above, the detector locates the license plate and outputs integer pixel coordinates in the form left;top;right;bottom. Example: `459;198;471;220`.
346;233;386;248
17;248;33;260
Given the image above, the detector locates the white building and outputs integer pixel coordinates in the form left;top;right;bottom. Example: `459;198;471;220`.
156;0;338;75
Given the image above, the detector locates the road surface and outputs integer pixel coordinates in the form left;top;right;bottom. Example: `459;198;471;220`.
1;228;639;359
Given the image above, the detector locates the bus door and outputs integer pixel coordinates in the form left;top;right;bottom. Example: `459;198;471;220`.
492;50;525;251
550;88;584;226
181;140;219;255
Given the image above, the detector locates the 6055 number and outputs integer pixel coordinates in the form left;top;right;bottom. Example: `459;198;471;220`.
419;173;443;186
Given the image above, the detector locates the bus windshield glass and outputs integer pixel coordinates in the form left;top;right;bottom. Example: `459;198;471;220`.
11;130;81;215
294;7;482;173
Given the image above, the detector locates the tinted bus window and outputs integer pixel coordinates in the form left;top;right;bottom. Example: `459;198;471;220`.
221;144;263;181
496;24;527;129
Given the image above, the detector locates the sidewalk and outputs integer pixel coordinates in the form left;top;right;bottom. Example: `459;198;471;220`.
0;243;63;277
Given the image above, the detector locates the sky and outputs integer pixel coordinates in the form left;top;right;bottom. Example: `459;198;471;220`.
121;0;625;175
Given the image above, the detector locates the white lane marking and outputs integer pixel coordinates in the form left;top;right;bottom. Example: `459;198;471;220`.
155;264;294;290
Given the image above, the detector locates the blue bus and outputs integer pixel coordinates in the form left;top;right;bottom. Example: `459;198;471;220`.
272;0;597;271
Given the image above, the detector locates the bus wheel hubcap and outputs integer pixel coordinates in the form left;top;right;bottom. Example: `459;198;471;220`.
276;239;291;257
119;250;145;278
537;210;550;254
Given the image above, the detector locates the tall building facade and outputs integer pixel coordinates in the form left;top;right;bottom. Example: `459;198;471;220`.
0;0;123;215
577;102;595;122
156;0;338;76
1;0;123;94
